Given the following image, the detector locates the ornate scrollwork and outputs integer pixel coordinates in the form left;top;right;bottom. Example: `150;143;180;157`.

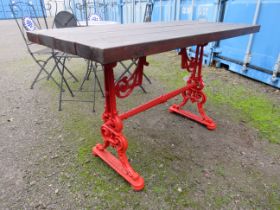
179;48;197;72
98;116;139;179
115;57;149;98
177;45;207;106
93;62;144;191
169;44;216;130
185;76;205;104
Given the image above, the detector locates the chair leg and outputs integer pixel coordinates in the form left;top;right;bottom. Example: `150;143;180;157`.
31;55;60;89
79;61;104;96
116;61;134;83
87;60;92;80
54;54;79;82
57;57;75;111
49;52;79;83
92;68;97;112
91;60;105;111
58;58;65;111
30;61;47;89
62;62;79;82
47;55;63;80
79;60;92;90
130;69;147;93
93;63;104;97
59;58;74;97
119;61;147;93
131;59;152;84
143;72;152;84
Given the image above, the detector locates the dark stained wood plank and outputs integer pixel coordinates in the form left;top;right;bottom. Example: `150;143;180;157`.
27;21;216;48
27;21;237;47
27;22;257;48
27;21;260;64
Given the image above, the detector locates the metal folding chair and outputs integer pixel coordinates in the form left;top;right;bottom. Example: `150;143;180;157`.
79;60;104;112
9;1;78;92
54;10;103;111
74;13;105;112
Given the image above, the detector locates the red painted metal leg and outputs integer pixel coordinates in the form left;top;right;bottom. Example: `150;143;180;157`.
92;63;144;191
169;45;216;130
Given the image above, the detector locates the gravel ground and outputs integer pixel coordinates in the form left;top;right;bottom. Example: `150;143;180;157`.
0;19;75;209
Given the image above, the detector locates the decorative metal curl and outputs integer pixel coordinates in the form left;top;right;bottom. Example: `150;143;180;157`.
185;76;205;103
170;44;216;130
99;117;139;179
179;48;197;72
177;45;207;107
115;57;149;98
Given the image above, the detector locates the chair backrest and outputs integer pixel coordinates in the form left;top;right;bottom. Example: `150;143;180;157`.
45;0;58;18
67;0;79;20
66;0;86;21
73;2;84;21
143;2;154;22
54;10;78;28
87;1;103;21
88;14;101;21
22;16;38;31
9;1;48;50
44;0;59;28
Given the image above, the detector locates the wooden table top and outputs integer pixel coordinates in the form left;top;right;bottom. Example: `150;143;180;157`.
27;21;260;64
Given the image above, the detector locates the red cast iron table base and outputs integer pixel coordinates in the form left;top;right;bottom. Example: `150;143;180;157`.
93;44;216;191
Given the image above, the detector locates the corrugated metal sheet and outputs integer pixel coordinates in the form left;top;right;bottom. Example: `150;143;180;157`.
214;0;280;88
